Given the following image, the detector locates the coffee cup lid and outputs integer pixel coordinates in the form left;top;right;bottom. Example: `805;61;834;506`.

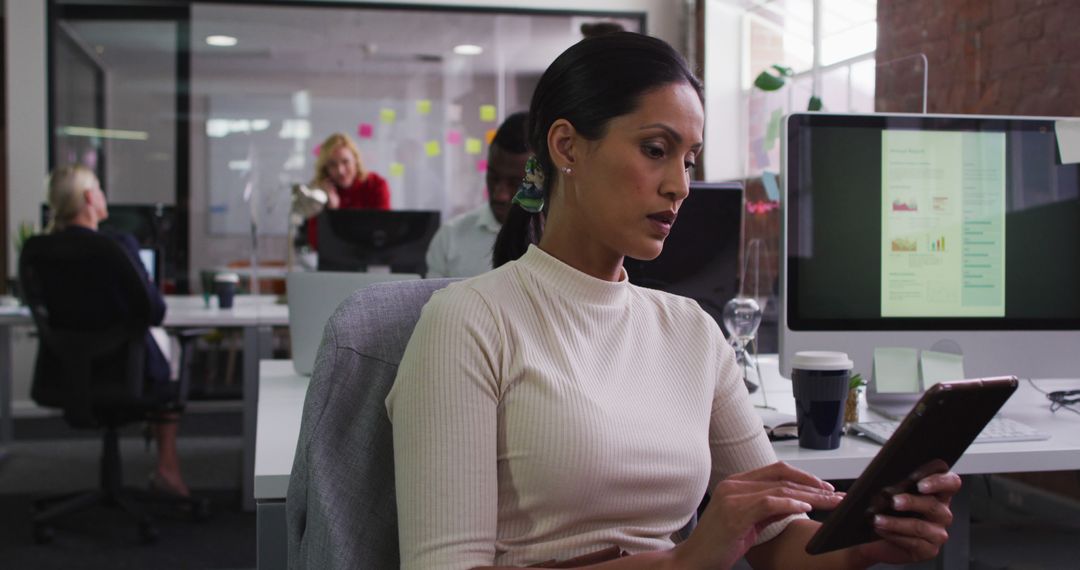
214;272;240;283
792;351;853;371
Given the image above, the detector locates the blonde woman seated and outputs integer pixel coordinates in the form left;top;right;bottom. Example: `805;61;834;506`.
47;165;190;497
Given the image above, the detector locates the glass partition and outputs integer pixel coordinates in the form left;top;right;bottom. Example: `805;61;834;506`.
49;1;643;292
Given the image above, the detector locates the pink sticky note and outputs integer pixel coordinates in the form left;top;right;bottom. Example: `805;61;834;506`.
312;144;321;157
476;159;488;173
446;130;462;145
357;123;374;139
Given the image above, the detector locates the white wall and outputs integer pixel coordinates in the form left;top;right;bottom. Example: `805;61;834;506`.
5;0;47;276
704;0;744;182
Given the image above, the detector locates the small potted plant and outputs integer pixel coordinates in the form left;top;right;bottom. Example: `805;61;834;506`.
845;373;866;425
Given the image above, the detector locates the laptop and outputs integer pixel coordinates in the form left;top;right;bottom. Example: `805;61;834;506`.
286;271;421;375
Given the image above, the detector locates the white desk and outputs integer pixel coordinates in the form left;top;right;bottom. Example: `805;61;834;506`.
254;357;1080;570
254;360;310;570
0;294;289;511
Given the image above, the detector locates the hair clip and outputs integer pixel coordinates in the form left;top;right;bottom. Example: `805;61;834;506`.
512;155;545;213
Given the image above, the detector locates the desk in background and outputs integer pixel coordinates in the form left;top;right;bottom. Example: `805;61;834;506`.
0;294;288;511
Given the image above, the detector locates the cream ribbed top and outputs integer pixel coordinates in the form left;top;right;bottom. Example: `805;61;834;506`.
387;245;791;569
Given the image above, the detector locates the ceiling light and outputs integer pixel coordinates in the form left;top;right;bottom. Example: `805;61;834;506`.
453;44;483;56
206;35;238;47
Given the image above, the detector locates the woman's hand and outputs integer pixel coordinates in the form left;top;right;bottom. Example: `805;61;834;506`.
851;460;961;565
675;462;844;570
321;180;341;209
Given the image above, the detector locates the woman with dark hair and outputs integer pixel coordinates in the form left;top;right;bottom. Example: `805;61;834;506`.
388;32;959;569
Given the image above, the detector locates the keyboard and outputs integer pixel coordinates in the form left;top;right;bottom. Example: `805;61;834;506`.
852;417;1050;445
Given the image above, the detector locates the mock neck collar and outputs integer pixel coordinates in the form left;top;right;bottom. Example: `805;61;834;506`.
517;245;629;307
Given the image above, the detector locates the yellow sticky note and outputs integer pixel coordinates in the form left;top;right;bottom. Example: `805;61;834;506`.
416;100;432;115
380;108;397;124
389;162;405;177
485;129;497;145
465;137;483;155
424;140;441;157
480;104;497;122
920;351;965;387
872;347;920;394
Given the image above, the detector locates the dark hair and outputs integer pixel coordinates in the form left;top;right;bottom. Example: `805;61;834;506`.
492;32;703;268
491;111;529;154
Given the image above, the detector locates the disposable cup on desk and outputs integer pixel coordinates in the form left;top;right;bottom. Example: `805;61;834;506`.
215;273;240;309
791;351;853;450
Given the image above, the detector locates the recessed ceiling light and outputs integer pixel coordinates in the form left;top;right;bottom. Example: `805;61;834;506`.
206;35;238;47
453;44;483;56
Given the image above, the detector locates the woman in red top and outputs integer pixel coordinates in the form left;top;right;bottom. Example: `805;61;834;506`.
306;132;390;248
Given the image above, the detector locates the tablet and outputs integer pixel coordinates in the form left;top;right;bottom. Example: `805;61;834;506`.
805;376;1019;555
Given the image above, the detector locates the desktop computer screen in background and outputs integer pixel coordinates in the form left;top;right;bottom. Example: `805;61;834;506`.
625;182;743;335
316;209;440;275
781;113;1080;382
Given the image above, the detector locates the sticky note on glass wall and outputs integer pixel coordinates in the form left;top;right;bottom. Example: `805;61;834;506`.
416;100;432;115
446;130;462;145
476;159;488;173
480;105;497;122
485;129;497;145
380;108;397;124
872;347;920;394
425;140;441;157
465;138;483;155
357;123;374;139
389;162;405;177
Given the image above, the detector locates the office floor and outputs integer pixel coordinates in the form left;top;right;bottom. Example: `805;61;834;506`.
1;414;1078;569
0;412;255;570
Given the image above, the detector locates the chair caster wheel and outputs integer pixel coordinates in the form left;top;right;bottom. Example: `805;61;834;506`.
193;498;211;522
138;520;159;544
33;524;55;544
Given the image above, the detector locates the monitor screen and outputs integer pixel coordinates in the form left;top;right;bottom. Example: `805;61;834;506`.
138;248;158;283
781;112;1080;381
624;182;743;334
317;209;441;275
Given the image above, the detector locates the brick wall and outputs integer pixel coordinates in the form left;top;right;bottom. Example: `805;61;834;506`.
876;0;1080;115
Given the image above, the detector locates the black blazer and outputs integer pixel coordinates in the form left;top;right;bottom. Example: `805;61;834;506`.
58;226;170;385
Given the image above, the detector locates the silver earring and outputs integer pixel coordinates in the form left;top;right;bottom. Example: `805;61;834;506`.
562;166;572;175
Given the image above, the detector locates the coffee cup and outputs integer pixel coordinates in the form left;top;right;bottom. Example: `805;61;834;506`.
214;272;240;309
791;351;853;450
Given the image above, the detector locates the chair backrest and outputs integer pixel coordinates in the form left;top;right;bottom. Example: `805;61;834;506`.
285;271;421;376
287;278;459;570
18;231;155;427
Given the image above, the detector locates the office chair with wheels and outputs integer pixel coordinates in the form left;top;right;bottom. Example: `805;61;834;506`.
18;231;209;544
286;278;459;569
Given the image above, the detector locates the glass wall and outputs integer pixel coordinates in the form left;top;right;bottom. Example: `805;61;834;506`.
49;1;642;291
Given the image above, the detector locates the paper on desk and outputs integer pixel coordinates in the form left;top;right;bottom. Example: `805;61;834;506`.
873;347;920;393
1055;119;1080;164
920;350;965;387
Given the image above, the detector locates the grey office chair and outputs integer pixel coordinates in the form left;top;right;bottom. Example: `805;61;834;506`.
286;278;459;570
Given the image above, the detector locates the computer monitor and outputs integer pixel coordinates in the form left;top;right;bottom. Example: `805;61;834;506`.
624;182;743;333
316;209;441;275
780;112;1080;392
